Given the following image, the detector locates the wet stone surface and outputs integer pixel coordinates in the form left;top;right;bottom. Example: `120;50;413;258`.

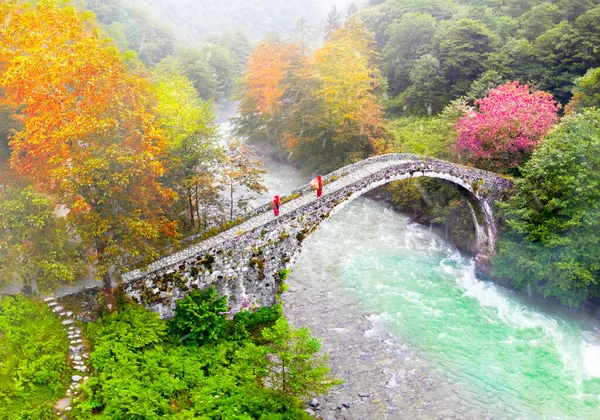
283;278;493;419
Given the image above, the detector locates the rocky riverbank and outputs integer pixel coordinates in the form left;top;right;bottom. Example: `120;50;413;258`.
282;266;492;419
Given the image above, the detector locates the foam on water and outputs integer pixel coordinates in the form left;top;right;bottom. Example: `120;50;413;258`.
581;334;600;379
441;255;597;387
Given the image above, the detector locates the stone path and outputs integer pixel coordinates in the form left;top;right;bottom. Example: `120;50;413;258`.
44;296;90;417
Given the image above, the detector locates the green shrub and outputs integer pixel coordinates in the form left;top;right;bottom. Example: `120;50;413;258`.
75;303;309;419
0;295;70;419
168;287;229;345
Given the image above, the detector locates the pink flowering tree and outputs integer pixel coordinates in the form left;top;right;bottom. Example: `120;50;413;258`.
456;82;559;174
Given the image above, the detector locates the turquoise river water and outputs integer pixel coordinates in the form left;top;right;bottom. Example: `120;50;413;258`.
287;198;600;419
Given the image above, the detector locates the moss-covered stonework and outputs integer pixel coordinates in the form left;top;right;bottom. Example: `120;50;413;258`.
120;153;513;318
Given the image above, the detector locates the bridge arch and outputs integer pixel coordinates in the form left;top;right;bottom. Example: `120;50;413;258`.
123;154;513;318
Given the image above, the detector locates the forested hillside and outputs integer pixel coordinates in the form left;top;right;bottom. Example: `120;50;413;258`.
359;0;600;111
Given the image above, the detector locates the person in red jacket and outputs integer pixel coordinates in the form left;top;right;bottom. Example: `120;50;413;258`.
273;195;281;216
317;175;323;197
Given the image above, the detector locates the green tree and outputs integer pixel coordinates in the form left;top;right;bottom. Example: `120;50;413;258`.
466;70;504;103
400;53;448;115
347;2;359;17
260;318;341;399
290;17;314;54
567;67;600;112
204;29;253;75
387;98;469;160
487;38;547;87
382;12;437;94
160;51;221;101
535;20;593;104
519;2;560;41
384;0;457;21
557;0;600;22
436;18;496;96
153;67;221;232
85;0;177;65
77;302;312;418
324;5;342;41
0;186;83;293
493;109;600;306
200;43;237;100
574;6;600;69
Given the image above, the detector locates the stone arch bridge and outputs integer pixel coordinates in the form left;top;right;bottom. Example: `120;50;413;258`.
122;153;513;318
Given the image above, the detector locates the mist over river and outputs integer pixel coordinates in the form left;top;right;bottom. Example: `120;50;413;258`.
254;152;600;419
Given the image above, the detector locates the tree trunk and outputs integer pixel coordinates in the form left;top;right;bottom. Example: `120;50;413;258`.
96;239;116;313
188;191;195;231
195;184;201;228
22;279;32;295
230;180;234;222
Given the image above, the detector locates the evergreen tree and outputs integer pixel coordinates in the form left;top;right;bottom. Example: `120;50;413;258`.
291;17;314;54
347;2;359;18
324;6;342;41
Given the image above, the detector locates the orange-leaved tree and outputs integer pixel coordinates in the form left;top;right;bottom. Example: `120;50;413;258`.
234;35;296;147
0;1;177;288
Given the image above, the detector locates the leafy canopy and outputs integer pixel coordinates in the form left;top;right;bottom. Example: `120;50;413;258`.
493;109;600;306
456;81;559;174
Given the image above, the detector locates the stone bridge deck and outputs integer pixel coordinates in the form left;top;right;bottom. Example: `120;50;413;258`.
122;153;513;318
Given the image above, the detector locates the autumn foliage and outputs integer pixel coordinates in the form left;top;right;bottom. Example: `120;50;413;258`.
456;82;559;173
236;21;387;171
0;1;177;283
239;36;289;118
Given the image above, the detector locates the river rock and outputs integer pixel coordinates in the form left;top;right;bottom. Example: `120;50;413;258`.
54;397;71;410
304;408;316;417
358;392;371;398
309;398;319;407
72;375;82;382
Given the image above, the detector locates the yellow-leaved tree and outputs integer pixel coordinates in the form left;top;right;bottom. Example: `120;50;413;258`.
152;64;222;232
284;21;388;171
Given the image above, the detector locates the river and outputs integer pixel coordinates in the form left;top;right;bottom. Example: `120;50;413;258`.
253;150;600;419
